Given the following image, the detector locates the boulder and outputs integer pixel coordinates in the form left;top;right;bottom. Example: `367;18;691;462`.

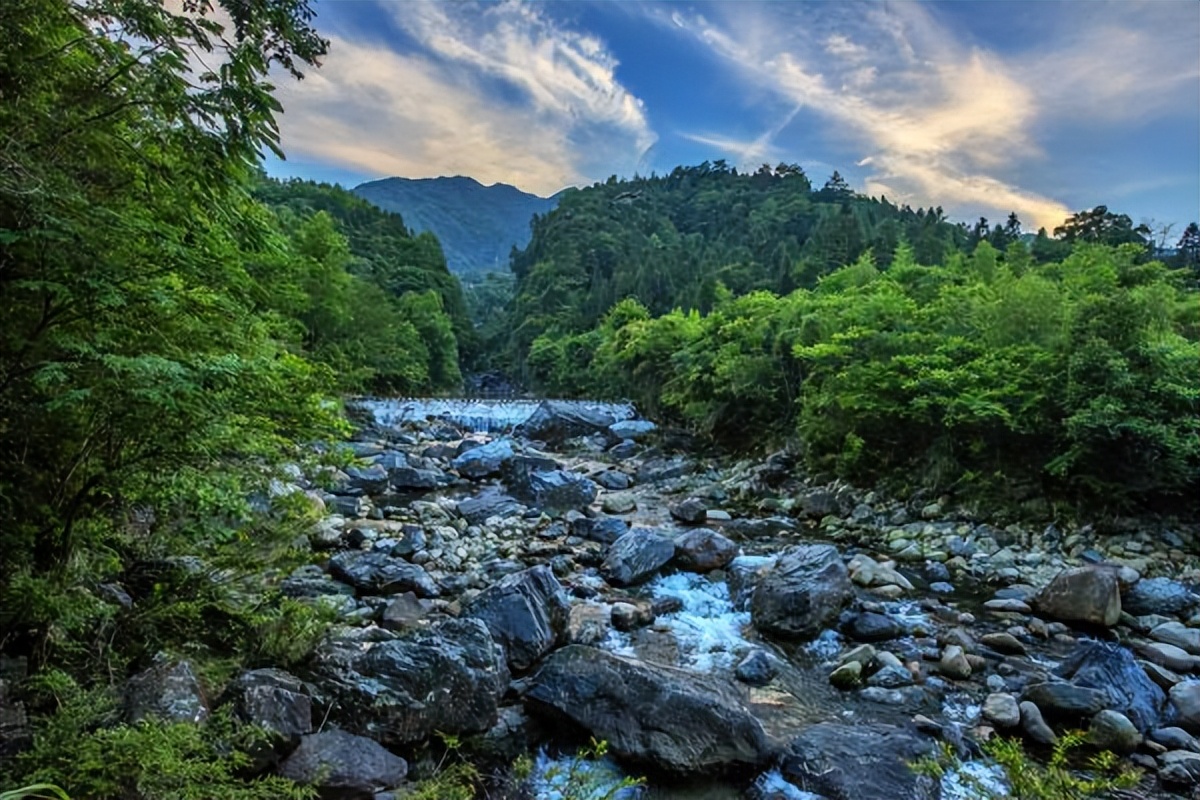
595;470;632;491
328;551;439;598
227;669;311;747
566;604;612;646
379;592;430;631
464;565;569;671
1138;641;1200;673
940;645;972;680
846;612;902;643
750;544;854;640
525;645;768;773
505;468;598;515
456;490;524;526
1152;622;1200;656
1160;750;1200;788
670;497;708;525
314;618;507;745
452;439;514;478
1034;566;1121;627
125;659;209;724
341;463;390;494
1055;640;1164;731
1122;578;1200;617
387;466;442;490
1088;709;1141;753
673;529;739;573
278;729;407;800
514;401;622;445
983;693;1021;728
735;650;777;686
1020;701;1057;745
608;420;657;441
1022;682;1107;718
1170;681;1200;734
570;514;628;545
780;723;934;800
602;528;676;586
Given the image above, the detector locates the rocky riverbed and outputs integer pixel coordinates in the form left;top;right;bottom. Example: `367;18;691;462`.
121;399;1200;798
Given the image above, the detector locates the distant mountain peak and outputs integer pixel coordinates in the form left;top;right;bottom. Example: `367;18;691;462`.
353;176;558;275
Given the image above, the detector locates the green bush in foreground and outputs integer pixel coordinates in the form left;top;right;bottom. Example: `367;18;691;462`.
912;730;1141;799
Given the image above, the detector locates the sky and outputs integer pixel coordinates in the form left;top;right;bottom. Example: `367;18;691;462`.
262;0;1200;234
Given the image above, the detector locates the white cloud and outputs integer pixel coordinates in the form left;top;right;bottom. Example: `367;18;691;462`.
661;1;1200;229
272;0;655;195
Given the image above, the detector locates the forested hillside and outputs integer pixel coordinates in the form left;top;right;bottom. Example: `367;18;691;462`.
354;176;559;275
504;162;979;365
503;166;1200;512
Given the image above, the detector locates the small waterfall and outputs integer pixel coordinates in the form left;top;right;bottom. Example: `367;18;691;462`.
354;398;637;433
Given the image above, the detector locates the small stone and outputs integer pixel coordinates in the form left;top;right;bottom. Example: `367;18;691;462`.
735;650;777;686
980;632;1027;655
839;644;876;667
1088;709;1141;753
867;663;914;688
983;693;1021;728
669;497;708;525
1139;641;1200;673
939;645;971;680
829;660;863;689
983;598;1031;613
1019;701;1057;745
610;602;643;632
1150;727;1200;753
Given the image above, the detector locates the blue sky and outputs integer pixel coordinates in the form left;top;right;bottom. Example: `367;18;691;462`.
264;0;1200;234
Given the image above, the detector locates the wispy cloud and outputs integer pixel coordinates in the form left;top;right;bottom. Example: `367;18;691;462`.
661;2;1077;229
657;1;1198;229
271;0;655;195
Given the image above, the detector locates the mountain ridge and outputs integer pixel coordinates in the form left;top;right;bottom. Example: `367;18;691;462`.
353;175;563;275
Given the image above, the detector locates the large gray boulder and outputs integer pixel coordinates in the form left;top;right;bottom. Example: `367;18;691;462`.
456;489;524;525
278;729;407;800
125;659;209;724
328;551;439;597
452;439;514;478
570;514;628;545
750;544;854;640
227;668;312;747
464;565;570;671
1056;640;1165;731
514;401;623;445
506;468;598;515
602;528;676;586
525;645;768;773
1035;566;1121;627
779;723;935;800
1123;578;1200;617
313;618;508;746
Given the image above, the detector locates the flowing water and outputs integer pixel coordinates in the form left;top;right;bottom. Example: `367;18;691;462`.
357;397;637;433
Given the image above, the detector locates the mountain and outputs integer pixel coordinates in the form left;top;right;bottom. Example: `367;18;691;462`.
353;176;560;275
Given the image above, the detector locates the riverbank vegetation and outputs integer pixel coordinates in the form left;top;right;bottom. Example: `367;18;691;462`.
498;169;1199;513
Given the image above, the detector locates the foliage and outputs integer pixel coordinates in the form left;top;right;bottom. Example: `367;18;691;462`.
9;677;313;800
0;786;70;800
534;739;646;800
912;731;1141;800
253;176;476;364
501;161;977;376
526;238;1199;512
